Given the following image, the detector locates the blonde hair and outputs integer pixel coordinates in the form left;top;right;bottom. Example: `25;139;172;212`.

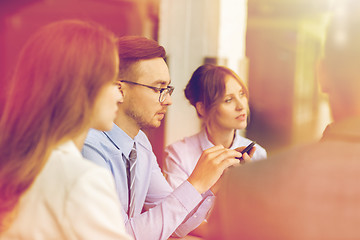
0;19;118;230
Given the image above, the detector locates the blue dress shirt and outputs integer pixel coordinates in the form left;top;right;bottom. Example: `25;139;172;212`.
82;123;213;240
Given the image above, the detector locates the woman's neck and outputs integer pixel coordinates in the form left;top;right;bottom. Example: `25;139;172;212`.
73;130;89;150
206;124;235;149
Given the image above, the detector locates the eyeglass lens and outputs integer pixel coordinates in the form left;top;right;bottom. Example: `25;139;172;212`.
159;88;173;103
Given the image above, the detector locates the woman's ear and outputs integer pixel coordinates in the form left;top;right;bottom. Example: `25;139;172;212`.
195;102;205;117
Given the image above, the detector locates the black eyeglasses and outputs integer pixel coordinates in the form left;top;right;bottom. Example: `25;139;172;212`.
120;80;174;103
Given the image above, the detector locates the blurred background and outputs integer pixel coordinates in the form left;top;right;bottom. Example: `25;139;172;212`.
0;0;334;166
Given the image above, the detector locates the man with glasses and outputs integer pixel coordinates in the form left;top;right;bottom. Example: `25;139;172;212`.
82;36;242;239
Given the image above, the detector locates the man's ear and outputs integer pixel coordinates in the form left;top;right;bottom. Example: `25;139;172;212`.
317;59;330;94
195;102;205;117
118;83;125;103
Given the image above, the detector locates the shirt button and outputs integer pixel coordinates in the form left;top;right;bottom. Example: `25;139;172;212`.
193;215;197;218
207;199;211;202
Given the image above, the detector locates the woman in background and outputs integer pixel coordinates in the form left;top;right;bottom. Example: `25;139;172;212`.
0;19;131;239
163;64;267;189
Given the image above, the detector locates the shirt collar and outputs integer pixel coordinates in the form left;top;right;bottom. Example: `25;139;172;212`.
103;123;136;157
199;128;240;150
230;130;244;149
57;140;82;157
199;128;214;151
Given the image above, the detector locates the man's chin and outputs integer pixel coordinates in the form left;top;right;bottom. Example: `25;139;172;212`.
151;121;162;129
140;121;162;130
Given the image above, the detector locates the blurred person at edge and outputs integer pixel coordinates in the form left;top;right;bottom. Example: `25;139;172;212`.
82;36;244;240
163;64;267;236
0;19;131;240
206;4;360;240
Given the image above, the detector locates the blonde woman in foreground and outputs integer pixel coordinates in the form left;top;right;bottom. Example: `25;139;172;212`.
0;19;131;239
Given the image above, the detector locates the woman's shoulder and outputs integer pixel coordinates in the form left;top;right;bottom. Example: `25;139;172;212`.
165;131;202;152
45;141;109;185
8;141;113;238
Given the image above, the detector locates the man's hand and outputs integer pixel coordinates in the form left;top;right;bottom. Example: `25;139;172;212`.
187;145;241;194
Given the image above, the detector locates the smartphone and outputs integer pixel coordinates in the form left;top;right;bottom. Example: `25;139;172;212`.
236;141;256;163
241;141;256;155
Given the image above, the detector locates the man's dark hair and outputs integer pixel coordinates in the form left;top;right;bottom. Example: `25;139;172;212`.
117;36;166;79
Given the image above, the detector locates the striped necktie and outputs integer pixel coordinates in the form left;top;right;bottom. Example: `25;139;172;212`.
127;142;137;217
